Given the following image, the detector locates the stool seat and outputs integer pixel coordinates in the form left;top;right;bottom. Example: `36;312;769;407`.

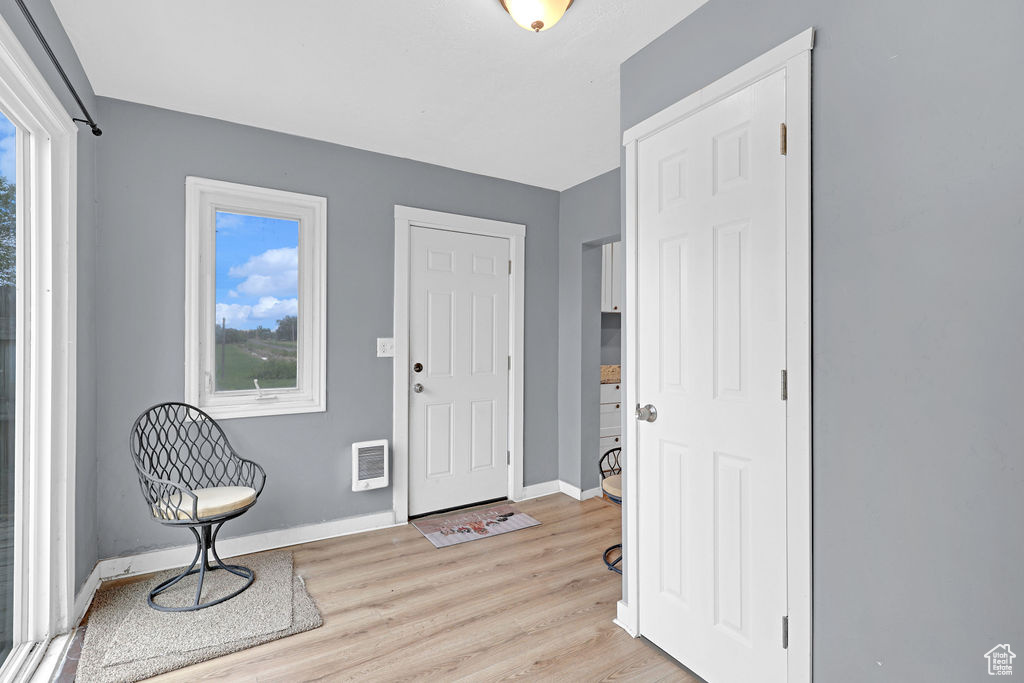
154;485;257;521
601;474;622;500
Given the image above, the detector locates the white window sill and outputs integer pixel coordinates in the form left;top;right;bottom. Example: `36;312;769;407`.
198;399;325;421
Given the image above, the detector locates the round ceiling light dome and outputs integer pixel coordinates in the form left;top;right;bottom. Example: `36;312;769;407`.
499;0;575;33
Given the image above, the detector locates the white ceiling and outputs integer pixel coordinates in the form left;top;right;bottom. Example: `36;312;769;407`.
52;0;706;191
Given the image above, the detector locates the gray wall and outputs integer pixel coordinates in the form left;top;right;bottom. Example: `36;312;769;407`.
600;314;620;366
556;169;619;490
94;98;560;558
0;0;99;593
623;1;1024;680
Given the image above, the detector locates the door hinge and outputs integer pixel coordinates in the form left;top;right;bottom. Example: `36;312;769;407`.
780;123;787;155
507;450;511;466
782;616;789;649
508;260;512;275
781;369;788;401
508;355;512;371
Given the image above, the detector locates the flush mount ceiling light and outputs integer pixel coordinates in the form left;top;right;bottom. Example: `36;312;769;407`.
499;0;575;33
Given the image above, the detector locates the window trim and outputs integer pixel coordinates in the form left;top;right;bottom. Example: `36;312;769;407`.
184;177;326;419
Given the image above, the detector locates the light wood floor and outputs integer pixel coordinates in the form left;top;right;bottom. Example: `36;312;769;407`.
93;494;694;682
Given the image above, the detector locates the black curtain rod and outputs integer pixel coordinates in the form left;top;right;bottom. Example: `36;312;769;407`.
14;0;101;136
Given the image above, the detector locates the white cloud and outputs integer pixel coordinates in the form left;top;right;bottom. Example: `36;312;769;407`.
228;290;240;298
215;212;251;235
228;246;298;297
216;297;297;328
252;296;298;320
215;302;253;327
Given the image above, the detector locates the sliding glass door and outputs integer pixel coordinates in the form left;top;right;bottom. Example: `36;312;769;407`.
0;109;16;663
0;14;79;677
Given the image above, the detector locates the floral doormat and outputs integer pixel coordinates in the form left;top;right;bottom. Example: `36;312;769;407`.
411;504;540;548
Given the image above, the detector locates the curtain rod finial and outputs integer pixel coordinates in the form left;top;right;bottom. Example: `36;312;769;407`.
73;118;102;136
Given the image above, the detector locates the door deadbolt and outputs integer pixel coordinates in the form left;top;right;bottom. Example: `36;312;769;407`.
636;403;658;423
413;362;423;373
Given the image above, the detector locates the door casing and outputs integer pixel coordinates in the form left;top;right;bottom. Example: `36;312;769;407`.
392;206;526;524
618;28;814;683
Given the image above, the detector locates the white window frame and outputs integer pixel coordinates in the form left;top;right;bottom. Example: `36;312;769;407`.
184;177;326;419
0;11;78;682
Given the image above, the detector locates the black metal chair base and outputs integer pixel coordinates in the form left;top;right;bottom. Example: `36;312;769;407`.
604;543;622;575
148;521;255;612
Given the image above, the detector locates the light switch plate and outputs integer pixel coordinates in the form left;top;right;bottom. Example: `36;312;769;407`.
376;337;395;358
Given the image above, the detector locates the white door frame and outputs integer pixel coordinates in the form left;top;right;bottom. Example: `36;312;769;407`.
618;28;814;683
392;206;526;524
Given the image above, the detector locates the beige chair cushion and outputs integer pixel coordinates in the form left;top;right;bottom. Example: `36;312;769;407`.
602;474;622;499
153;486;257;520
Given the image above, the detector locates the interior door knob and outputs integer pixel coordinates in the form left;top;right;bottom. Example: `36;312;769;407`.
412;383;424;393
636;403;658;422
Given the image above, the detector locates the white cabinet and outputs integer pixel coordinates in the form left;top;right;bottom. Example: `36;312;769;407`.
598;381;622;463
601;241;623;313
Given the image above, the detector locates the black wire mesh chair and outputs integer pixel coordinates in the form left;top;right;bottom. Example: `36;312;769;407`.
129;402;267;612
599;447;623;574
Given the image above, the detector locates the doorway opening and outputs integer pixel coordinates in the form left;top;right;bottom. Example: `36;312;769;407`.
580;239;623;498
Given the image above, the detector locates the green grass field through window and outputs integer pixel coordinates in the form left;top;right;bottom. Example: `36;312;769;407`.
214;338;297;391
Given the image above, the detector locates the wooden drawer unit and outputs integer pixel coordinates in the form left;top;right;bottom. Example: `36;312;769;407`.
599;383;622;404
599;381;623;459
600;402;622;428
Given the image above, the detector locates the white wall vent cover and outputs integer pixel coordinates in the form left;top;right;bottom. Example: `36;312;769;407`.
352;439;389;491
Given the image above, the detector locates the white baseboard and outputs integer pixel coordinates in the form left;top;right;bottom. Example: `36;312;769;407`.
71;482;607;632
73;484;605;624
72;564;101;625
615;600;639;637
515;480;602;502
80;509;400;599
71;510;401;627
515;480;560;500
558;481;603;501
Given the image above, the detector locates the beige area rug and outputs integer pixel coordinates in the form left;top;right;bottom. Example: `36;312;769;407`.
77;550;321;682
412;503;540;548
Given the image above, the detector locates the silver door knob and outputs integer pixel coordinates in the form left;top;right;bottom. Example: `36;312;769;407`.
636;403;658;422
412;383;424;393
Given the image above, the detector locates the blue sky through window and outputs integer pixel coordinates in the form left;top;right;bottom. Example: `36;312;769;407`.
215;211;299;330
0;113;16;290
0;115;15;183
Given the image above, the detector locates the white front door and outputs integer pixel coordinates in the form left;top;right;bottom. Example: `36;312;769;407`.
636;69;788;683
409;226;510;516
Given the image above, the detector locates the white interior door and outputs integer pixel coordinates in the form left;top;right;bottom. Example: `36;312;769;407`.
409;226;510;516
636;69;788;683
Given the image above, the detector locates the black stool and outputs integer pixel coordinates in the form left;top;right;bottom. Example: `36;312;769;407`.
599;447;622;574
